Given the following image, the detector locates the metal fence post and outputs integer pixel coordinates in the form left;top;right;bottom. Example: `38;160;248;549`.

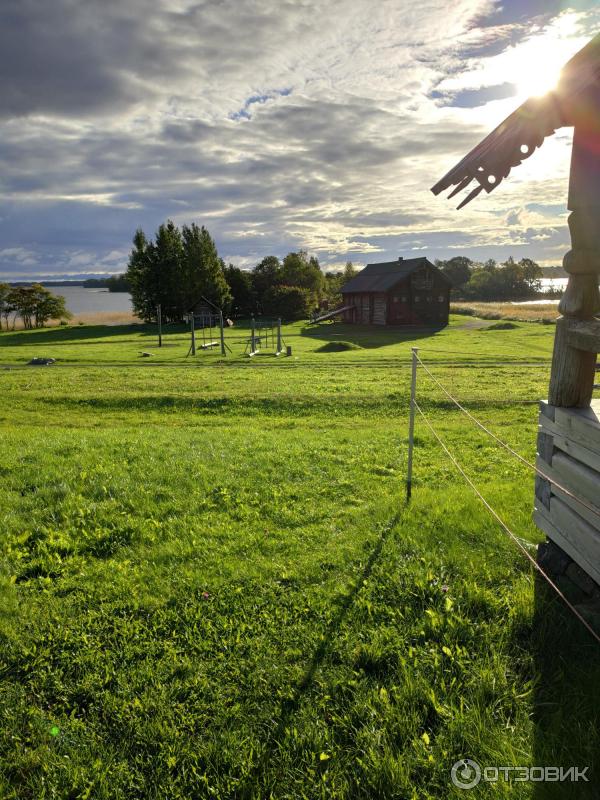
406;347;419;503
251;315;256;355
277;318;282;354
219;310;226;356
191;313;196;356
157;304;162;348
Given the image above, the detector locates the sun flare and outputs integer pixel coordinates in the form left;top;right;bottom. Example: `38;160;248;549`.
509;14;590;102
512;39;565;102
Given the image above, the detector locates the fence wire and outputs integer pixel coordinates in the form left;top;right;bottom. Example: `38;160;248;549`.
413;398;600;646
410;351;600;645
415;352;600;524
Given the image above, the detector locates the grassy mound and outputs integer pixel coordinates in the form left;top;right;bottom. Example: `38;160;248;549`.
485;321;518;330
315;340;361;352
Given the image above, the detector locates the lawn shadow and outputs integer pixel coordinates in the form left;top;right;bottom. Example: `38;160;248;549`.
236;512;399;799
0;323;187;347
532;574;600;799
298;320;445;350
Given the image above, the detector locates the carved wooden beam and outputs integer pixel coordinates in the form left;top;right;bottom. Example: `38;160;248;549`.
432;33;600;408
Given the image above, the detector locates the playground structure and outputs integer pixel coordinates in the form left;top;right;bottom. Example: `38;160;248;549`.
309;305;354;324
184;307;231;357
182;308;288;358
244;316;285;357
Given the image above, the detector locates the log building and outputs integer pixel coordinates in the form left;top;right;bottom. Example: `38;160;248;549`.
340;257;451;327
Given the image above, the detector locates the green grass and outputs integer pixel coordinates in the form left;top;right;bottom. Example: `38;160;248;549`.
0;314;555;365
0;317;599;799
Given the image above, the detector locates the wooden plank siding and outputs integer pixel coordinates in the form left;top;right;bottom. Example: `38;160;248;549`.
535;399;600;586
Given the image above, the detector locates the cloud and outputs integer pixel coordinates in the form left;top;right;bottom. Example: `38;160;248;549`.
0;0;597;280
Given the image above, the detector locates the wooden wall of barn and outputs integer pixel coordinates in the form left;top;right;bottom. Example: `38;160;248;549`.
342;293;387;324
341;268;450;328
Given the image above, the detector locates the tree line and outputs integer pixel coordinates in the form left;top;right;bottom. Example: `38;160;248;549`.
125;220;357;322
435;256;544;300
83;275;131;292
0;284;71;330
124;220;552;323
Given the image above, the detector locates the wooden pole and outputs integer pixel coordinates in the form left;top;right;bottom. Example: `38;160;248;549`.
219;310;226;356
406;347;418;503
548;104;600;407
157;304;162;348
190;314;196;356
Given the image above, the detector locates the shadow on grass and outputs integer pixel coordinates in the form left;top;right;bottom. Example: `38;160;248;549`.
0;323;187;346
298;321;444;350
532;575;600;799
237;512;399;799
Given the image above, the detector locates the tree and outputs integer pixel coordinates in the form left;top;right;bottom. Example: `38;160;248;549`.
223;264;255;317
6;284;71;328
181;224;231;312
126;229;155;321
322;262;356;307
438;256;472;288
343;261;357;281
252;256;282;303
0;283;14;330
462;255;540;300
280;250;324;295
126;221;230;322
105;274;130;292
34;289;71;326
462;269;501;300
518;257;542;292
262;285;313;320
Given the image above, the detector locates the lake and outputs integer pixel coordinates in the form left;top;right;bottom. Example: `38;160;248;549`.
52;286;133;315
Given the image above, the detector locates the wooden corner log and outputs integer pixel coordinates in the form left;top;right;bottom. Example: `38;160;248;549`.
565;317;600;352
548;317;598;408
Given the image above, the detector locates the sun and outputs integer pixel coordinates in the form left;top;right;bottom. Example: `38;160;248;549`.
512;40;564;102
509;15;590;103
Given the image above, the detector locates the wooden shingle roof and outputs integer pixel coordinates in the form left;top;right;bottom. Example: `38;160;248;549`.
341;257;449;293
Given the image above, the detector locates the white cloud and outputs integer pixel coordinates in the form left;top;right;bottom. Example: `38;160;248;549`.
0;0;597;279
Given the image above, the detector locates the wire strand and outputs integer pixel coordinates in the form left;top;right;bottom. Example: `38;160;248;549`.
415;353;600;523
413;400;600;646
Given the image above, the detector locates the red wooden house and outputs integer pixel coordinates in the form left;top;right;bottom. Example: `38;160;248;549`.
340;257;451;327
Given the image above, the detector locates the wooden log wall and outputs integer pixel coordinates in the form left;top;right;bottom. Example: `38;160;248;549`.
534;399;600;586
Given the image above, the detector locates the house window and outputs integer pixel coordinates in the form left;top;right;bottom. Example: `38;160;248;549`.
438;295;444;302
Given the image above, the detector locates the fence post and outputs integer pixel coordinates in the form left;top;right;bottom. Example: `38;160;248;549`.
277;318;282;354
251;315;256;355
406;347;419;503
157;304;162;348
191;314;196;356
219;310;226;356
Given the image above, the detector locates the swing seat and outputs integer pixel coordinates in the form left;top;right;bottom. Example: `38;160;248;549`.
200;341;219;349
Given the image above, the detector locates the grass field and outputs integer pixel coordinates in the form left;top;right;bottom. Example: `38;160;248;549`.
451;301;560;323
1;316;599;799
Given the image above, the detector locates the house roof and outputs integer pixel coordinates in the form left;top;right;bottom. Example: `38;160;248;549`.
341;257;449;293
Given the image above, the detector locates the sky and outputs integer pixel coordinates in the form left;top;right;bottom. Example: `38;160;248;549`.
1;0;599;281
